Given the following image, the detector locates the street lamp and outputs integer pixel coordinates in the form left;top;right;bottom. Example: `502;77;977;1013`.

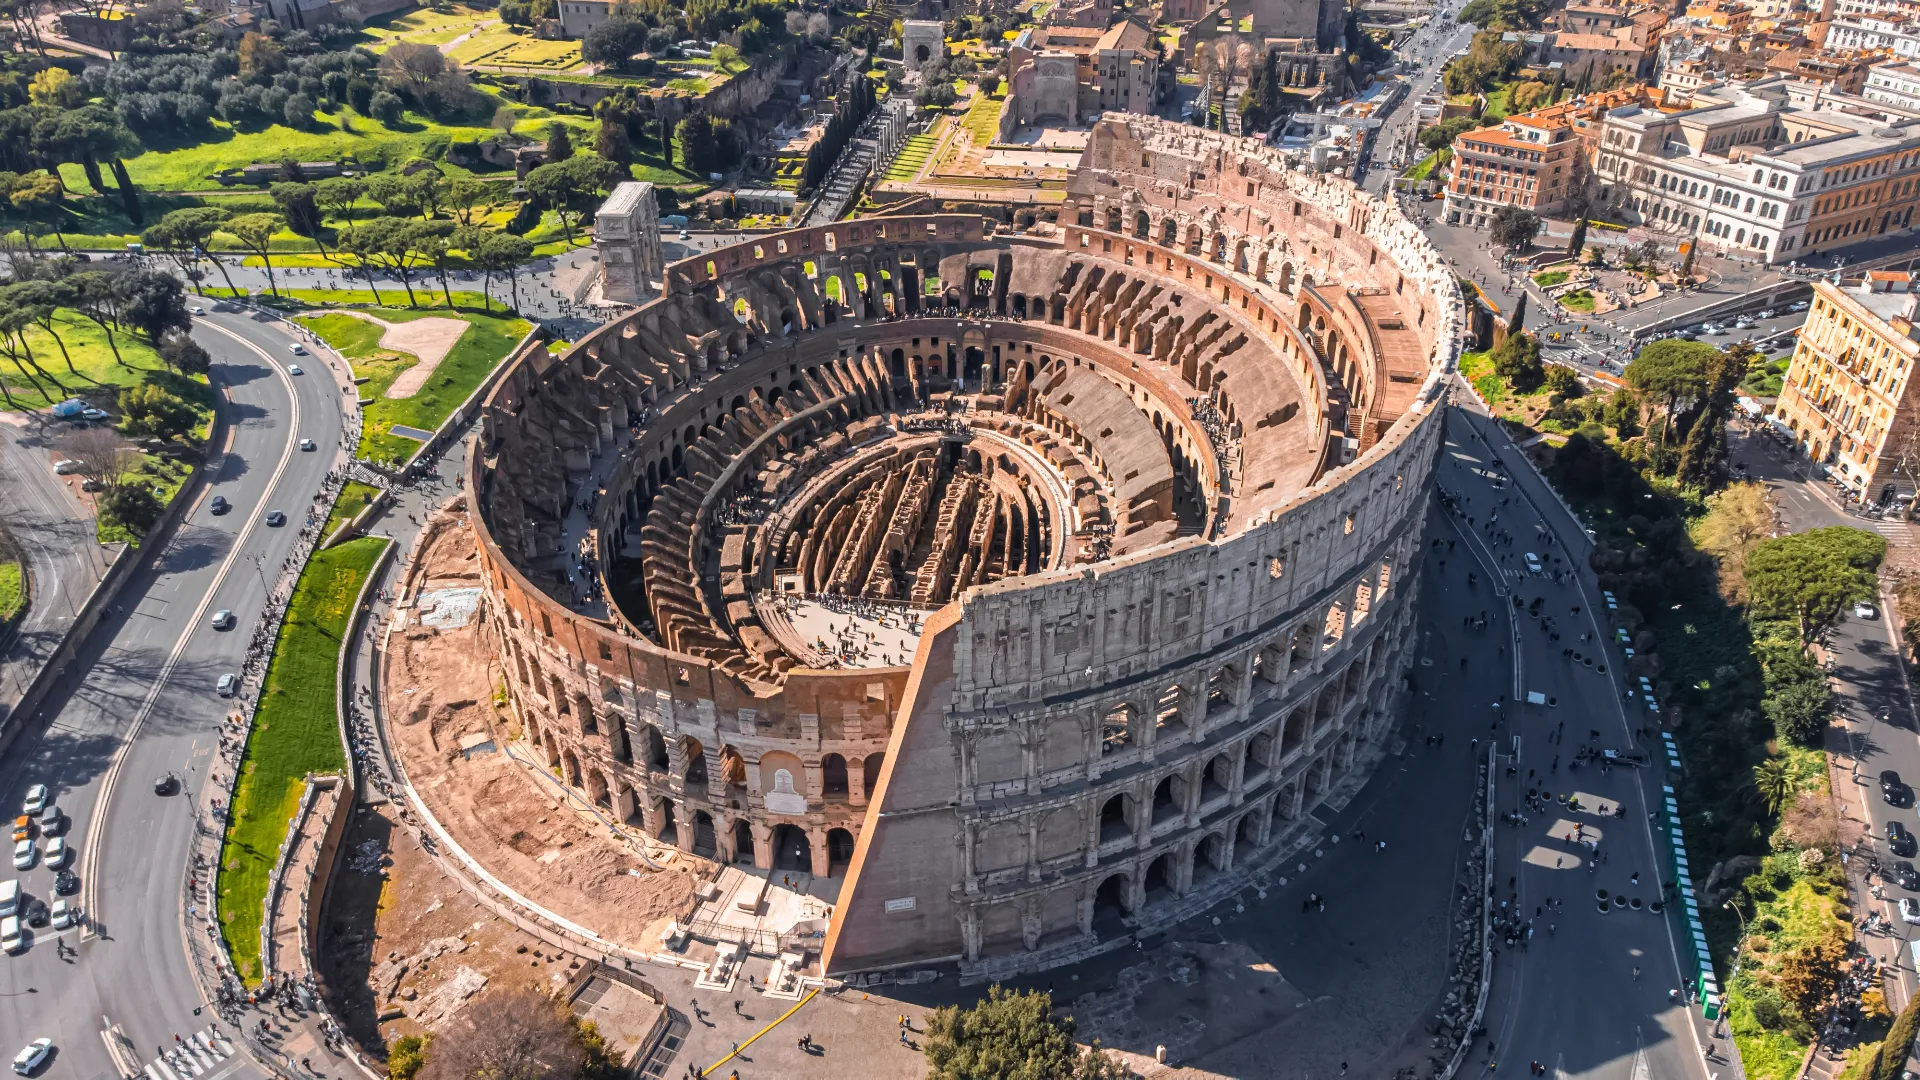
1723;898;1749;978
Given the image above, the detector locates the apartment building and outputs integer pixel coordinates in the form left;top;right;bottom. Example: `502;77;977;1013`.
1094;18;1160;113
1865;58;1920;107
1442;110;1586;225
1774;273;1920;502
1764;47;1876;93
1591;76;1920;263
1826;14;1920;57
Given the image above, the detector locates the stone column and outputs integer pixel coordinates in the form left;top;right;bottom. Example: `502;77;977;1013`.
808;827;830;878
751;822;774;871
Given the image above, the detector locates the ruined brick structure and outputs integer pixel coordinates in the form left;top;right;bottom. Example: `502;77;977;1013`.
466;115;1462;980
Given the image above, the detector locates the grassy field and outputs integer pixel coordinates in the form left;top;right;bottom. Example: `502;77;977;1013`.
884;135;937;182
963;92;1007;145
448;23;582;69
1533;269;1570;287
0;553;21;626
218;535;387;985
288;295;529;464
355;3;495;47
0;310;191;413
323;480;384;540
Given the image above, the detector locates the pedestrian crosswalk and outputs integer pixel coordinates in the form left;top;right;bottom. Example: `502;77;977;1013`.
1868;520;1910;540
141;1026;236;1080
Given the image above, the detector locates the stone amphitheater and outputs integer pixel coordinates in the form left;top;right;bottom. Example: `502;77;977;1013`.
462;114;1464;980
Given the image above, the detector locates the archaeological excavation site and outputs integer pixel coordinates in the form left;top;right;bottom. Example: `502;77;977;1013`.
441;114;1464;983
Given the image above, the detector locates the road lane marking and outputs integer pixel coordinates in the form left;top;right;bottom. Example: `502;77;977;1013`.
77;318;303;935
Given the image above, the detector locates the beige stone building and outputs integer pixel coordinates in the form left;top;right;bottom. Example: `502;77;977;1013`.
467;115;1461;981
1775;273;1920;503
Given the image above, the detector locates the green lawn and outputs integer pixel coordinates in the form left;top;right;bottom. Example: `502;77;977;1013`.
1533;269;1570;288
884;135;937;182
287;294;530;464
323;480;384;540
448;23;582;68
0;310;192;413
218;535;387;985
963;92;1007;145
1559;288;1596;313
0;555;21;625
356;3;496;47
1403;149;1447;182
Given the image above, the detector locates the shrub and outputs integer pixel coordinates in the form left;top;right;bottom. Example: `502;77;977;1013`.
369;90;404;125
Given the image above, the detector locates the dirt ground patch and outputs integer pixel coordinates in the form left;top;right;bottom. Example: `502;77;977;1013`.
382;511;703;952
321;803;589;1055
331;310;471;399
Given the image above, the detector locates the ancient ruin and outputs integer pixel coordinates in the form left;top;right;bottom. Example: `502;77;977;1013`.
461;115;1462;980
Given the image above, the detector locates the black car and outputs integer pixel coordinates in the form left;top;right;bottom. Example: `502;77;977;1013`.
154;773;176;795
1889;820;1917;858
1885;770;1909;806
53;869;78;895
23;897;49;927
210;495;230;515
1893;860;1920;891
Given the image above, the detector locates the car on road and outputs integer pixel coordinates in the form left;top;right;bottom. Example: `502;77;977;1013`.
52;870;77;896
1704;323;1729;335
47;898;70;930
37;807;59;836
190;305;205;315
1884;770;1907;805
1857;602;1879;619
155;773;177;795
289;364;303;375
289;342;306;355
11;839;34;871
1524;552;1542;573
22;898;46;928
21;786;46;816
300;438;316;452
216;673;236;697
51;459;81;475
210;494;230;515
210;609;236;631
1734;317;1754;329
266;510;287;527
41;837;66;869
1890;820;1917;857
1790;300;1810;312
1904;897;1920;925
10;1040;51;1076
1894;860;1920;890
1759;308;1776;319
9;817;27;844
0;916;19;954
81;408;110;421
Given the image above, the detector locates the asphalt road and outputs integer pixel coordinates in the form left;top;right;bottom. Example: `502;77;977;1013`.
1440;403;1715;1079
0;418;115;723
1;308;345;1080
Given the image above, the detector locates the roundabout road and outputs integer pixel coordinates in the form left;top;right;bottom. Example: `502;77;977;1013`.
0;308;347;1080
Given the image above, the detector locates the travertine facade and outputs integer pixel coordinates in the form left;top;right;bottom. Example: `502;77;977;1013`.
467;116;1462;979
596;181;664;304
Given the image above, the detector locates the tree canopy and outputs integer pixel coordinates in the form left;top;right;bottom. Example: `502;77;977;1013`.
1745;526;1887;650
925;987;1129;1080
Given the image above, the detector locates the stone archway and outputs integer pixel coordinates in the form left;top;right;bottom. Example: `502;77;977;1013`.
772;823;813;872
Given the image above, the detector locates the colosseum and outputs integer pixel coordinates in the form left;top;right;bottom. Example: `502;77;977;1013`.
464;114;1463;980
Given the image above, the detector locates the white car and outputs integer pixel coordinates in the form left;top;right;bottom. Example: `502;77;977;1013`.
51;460;81;476
21;786;47;816
289;342;306;356
11;1040;51;1076
217;673;237;697
81;408;110;421
48;899;71;931
1903;896;1920;925
210;609;236;631
1524;552;1542;573
1856;602;1879;619
190;305;205;316
289;364;303;375
41;837;66;869
11;839;34;871
1758;308;1776;319
300;439;316;452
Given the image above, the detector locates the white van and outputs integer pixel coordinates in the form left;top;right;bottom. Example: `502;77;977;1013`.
0;879;16;918
0;914;21;954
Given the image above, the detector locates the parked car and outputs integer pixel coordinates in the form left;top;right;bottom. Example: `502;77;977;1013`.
37;807;59;837
9;817;27;844
1884;769;1908;805
41;837;67;869
1903;896;1920;925
21;786;46;816
81;408;109;421
52;870;77;896
1790;300;1810;312
48;898;72;930
11;839;35;871
1856;602;1879;619
1758;308;1776;319
51;460;81;476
